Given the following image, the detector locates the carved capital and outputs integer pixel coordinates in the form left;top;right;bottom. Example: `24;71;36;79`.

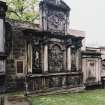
41;37;49;45
65;38;72;48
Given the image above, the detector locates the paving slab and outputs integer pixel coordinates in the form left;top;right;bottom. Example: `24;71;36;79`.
1;95;30;105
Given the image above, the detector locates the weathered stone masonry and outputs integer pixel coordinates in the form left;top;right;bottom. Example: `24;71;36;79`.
0;0;84;93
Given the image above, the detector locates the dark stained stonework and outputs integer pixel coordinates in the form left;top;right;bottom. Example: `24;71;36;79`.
48;44;64;72
26;72;83;93
0;0;84;93
39;0;70;35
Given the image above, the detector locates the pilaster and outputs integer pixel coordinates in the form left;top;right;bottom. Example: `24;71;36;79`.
43;44;48;73
67;46;71;71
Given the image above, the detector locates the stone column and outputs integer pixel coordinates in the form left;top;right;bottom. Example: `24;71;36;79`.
0;19;4;52
0;1;7;54
43;44;48;73
27;43;32;73
76;49;80;71
0;1;7;73
67;46;71;71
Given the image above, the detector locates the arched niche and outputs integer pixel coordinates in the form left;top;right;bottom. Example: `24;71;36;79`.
48;44;64;73
32;42;41;74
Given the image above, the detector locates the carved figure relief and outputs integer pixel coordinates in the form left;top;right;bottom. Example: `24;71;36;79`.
32;41;41;73
48;45;63;72
33;48;40;67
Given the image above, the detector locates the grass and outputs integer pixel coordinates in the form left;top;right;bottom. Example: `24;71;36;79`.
31;89;105;105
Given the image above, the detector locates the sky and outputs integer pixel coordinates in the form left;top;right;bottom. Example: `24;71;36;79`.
1;0;105;47
64;0;105;47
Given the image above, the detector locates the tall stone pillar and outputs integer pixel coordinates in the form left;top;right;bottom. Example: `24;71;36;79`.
0;1;7;92
27;43;32;73
43;44;48;73
0;1;7;73
67;46;71;71
0;1;7;55
76;49;80;71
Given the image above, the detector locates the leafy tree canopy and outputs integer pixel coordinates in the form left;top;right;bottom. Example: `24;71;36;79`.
6;0;39;22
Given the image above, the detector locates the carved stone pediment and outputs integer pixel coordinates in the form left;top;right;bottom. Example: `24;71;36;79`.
40;0;70;35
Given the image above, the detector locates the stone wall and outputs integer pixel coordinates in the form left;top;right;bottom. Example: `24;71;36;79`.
26;72;83;93
5;27;27;92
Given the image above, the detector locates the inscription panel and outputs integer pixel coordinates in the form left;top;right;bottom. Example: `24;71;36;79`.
48;44;64;72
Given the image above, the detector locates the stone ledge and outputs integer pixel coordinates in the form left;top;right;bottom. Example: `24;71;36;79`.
27;72;83;78
25;85;85;96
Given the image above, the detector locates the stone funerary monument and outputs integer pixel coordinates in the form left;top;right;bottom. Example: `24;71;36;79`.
0;0;84;93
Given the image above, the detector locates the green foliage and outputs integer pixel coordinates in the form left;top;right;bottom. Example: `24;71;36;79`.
6;0;39;22
31;89;105;105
